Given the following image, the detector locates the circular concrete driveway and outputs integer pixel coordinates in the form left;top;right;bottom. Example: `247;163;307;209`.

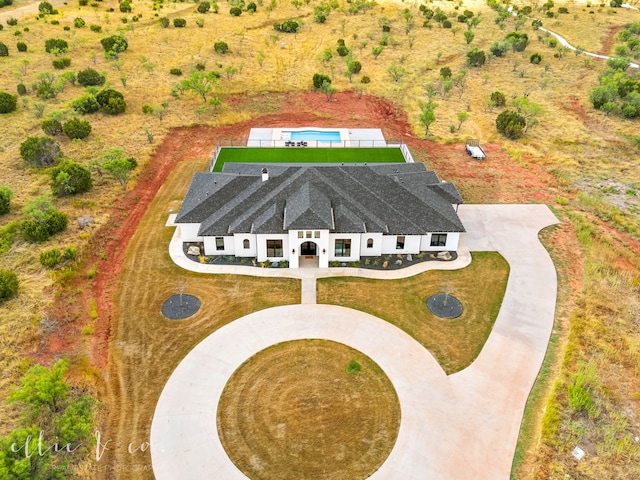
152;204;560;480
150;304;448;480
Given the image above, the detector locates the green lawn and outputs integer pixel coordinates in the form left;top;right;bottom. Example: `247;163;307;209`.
213;147;406;171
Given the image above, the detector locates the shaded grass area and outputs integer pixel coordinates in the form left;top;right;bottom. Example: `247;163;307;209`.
213;148;405;171
102;159;300;479
317;252;509;374
218;339;400;480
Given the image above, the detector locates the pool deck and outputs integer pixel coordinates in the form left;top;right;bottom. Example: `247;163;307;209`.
247;127;388;147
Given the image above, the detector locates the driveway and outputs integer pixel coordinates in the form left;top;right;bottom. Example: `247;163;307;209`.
151;204;559;479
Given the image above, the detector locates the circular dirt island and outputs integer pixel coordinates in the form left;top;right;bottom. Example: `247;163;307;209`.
161;294;201;320
427;293;463;319
217;339;400;480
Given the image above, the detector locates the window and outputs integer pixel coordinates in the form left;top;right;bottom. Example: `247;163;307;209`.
215;237;224;251
306;231;312;238
335;239;351;257
366;238;374;248
266;240;283;257
314;231;320;238
243;239;250;249
298;231;303;238
396;236;405;250
430;234;448;247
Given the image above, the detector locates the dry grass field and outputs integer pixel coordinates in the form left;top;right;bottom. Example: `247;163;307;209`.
318;251;509;373
1;0;640;478
217;339;400;480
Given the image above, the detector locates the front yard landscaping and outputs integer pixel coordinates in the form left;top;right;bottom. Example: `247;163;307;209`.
317;251;509;374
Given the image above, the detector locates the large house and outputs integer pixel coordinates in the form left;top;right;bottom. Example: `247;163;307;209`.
175;161;465;268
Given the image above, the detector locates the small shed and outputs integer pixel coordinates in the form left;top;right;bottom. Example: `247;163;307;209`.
465;139;487;160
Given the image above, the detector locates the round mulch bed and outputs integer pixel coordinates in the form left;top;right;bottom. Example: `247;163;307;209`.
426;293;463;319
161;294;201;320
217;339;400;480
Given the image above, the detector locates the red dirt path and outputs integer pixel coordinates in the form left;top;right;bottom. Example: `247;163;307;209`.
38;91;557;371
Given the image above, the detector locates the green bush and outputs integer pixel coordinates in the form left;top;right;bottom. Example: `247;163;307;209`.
74;17;85;28
247;2;256;12
466;48;486;67
159;17;169;28
274;20;299;33
506;31;529;52
214;41;229;54
52;57;71;69
45;38;69;53
0;91;17;113
0;42;8;57
496;110;526;139
16;41;26;52
6;16;17;25
0;269;19;302
489;41;508;57
229;6;241;16
360;75;370;84
20;136;60;167
490;91;506;107
40;248;62;268
50;160;93;196
197;1;210;13
38;1;53;13
70;94;100;114
16;83;27;96
63;118;92;139
77;68;105;87
336;45;349;56
173;18;186;27
100;35;128;54
119;1;131;13
41;118;63;136
169;68;182;75
90;24;101;32
21;220;49;242
530;52;542;64
0;186;12;215
96;88;126;114
63;246;77;261
20;196;69;242
312;73;331;89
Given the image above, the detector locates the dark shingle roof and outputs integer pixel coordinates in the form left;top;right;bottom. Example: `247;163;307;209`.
176;163;465;235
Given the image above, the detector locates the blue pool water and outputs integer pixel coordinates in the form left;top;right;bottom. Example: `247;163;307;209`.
288;130;342;142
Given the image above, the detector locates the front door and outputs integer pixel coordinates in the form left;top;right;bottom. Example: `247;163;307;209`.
300;241;317;256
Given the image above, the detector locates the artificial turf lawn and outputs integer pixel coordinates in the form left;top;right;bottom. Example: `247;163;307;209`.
213;147;406;171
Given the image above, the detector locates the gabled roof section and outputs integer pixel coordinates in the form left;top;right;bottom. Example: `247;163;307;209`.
175;161;465;236
334;204;366;233
284;182;333;230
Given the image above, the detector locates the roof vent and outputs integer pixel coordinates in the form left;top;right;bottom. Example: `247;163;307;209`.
261;167;269;182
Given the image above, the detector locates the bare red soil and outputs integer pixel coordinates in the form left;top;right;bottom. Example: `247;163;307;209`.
38;91;557;371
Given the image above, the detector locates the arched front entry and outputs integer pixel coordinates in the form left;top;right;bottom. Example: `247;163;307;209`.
300;241;317;256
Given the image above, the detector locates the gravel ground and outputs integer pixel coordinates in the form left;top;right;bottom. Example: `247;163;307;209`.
161;294;201;320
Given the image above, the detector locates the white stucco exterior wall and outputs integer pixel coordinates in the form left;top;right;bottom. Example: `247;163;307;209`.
381;235;421;254
233;234;257;257
420;232;461;251
256;234;289;262
328;233;362;262
203;235;235;256
179;224;204;243
359;233;383;256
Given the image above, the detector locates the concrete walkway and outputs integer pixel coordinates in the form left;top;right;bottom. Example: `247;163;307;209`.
151;204;559;480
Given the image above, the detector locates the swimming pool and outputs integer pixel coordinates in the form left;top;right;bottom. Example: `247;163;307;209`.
287;130;342;142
